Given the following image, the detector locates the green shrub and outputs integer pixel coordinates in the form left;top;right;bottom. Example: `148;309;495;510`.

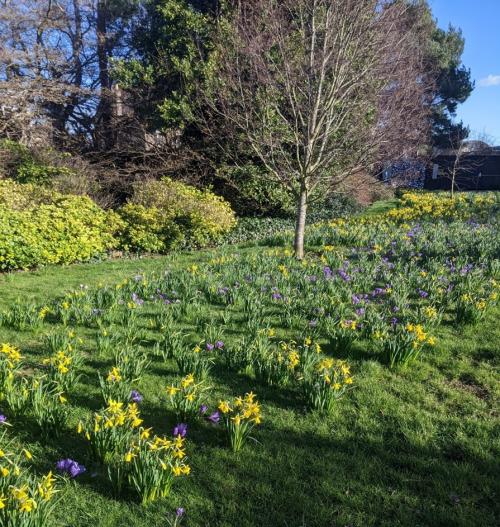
0;178;62;210
119;178;236;252
216;164;295;217
0;180;122;270
307;194;361;222
117;204;184;253
0;139;74;184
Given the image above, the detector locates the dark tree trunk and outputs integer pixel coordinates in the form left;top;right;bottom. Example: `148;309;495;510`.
96;0;113;150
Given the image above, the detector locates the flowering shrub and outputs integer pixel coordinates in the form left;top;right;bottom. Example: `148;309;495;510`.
0;180;122;270
117;203;184;253
218;393;262;452
118;177;237;252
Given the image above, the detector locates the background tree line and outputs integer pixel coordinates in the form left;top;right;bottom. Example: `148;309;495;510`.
0;0;474;255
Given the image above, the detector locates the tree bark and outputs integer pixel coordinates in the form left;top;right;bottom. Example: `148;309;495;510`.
96;0;113;150
294;187;308;259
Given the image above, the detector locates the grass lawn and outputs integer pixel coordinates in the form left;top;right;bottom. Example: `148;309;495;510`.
0;208;499;527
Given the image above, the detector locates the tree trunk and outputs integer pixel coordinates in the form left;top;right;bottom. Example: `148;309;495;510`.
96;0;112;150
294;188;308;259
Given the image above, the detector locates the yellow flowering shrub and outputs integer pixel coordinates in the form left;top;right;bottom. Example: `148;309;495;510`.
117;203;183;253
119;177;237;251
0;180;122;270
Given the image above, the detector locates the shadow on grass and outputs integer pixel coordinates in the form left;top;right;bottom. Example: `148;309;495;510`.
188;420;499;527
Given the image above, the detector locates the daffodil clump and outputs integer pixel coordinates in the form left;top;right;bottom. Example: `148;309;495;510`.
112;345;151;384
166;374;208;419
455;289;498;324
325;319;359;353
218;393;262;452
78;400;143;464
99;366;132;404
124;429;190;505
0;344;22;393
0;432;58;526
301;357;353;414
173;343;214;379
382;323;436;368
254;339;312;386
384;191;493;223
43;330;80;355
29;377;69;438
0;302;45;331
42;349;83;393
0;344;29;417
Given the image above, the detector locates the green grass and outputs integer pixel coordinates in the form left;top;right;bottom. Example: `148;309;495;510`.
1;250;499;526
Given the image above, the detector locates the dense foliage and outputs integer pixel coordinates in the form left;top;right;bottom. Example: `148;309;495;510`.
118;178;237;252
0;181;120;270
0;178;237;270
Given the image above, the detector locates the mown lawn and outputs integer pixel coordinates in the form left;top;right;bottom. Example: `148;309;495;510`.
0;218;499;527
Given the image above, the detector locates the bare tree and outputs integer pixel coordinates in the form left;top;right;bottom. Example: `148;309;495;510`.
0;0;138;150
0;1;77;144
200;0;430;257
439;132;494;198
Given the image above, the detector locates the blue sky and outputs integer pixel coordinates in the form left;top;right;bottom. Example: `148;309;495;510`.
430;0;500;144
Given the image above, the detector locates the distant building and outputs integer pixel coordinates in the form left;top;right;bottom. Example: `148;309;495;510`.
425;142;500;191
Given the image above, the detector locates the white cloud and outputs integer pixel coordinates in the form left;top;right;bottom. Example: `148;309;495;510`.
478;75;500;87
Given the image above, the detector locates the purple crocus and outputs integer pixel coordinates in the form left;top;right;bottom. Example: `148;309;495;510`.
323;266;333;279
176;508;185;517
130;390;143;404
56;459;86;478
206;343;215;352
418;290;429;298
173;423;188;438
337;269;351;282
199;404;208;415
131;292;144;306
0;414;7;425
215;340;224;350
207;411;220;424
